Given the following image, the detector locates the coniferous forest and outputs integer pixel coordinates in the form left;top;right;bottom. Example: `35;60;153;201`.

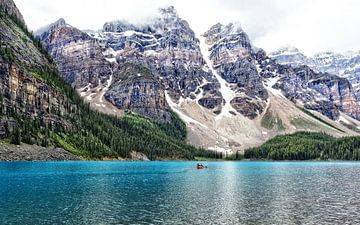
243;132;360;160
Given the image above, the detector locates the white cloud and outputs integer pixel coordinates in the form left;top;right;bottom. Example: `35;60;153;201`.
13;0;360;55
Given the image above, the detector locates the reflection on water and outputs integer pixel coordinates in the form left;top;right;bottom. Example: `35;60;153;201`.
1;161;360;224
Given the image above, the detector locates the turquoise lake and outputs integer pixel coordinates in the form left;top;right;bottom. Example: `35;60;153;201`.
1;161;360;224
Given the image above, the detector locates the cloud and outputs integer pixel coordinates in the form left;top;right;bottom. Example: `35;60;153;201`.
13;0;360;55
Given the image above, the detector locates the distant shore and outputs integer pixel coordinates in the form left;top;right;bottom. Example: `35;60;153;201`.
0;143;155;161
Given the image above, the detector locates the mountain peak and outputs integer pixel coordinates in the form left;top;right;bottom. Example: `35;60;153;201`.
204;22;245;39
102;5;193;35
54;18;67;26
269;45;300;57
159;5;178;17
35;18;69;36
103;19;136;33
225;22;243;33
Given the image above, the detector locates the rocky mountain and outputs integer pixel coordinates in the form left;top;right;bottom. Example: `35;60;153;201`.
202;22;268;119
313;51;360;100
38;18;112;88
35;6;360;153
105;63;171;122
96;6;223;113
270;47;360;100
273;65;360;121
36;17;175;121
0;1;203;160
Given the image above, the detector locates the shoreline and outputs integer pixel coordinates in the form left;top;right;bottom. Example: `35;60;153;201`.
0;143;81;161
2;143;360;162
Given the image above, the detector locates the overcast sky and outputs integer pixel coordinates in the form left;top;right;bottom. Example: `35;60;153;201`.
13;0;360;55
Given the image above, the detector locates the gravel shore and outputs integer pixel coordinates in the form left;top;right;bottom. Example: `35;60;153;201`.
0;143;80;161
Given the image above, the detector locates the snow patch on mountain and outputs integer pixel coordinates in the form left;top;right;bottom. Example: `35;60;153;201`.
165;91;208;128
264;77;283;98
199;36;235;120
99;75;113;103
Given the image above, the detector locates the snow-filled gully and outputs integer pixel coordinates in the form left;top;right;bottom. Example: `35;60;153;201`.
198;36;235;120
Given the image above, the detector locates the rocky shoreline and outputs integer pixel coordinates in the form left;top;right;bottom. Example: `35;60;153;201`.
0;143;81;161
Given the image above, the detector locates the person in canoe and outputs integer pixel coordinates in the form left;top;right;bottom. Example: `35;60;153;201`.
197;163;206;169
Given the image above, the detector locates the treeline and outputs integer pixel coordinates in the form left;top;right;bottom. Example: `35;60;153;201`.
194;149;224;159
244;132;360;160
0;6;217;160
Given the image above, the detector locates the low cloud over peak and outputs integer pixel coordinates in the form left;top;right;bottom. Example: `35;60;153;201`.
14;0;360;55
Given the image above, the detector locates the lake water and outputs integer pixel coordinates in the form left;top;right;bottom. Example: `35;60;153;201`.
1;161;360;224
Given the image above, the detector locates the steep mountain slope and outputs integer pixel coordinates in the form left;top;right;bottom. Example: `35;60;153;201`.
0;0;24;24
270;47;360;100
0;1;205;160
37;15;191;122
274;65;360;121
267;46;360;122
105;62;171;121
202;23;268;119
39;18;112;88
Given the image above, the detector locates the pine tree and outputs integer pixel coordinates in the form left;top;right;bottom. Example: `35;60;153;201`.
10;127;21;145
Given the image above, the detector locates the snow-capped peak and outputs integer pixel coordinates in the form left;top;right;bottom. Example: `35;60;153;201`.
205;22;244;38
269;45;300;57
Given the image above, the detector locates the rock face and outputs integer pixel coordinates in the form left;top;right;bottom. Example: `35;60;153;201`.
0;60;74;122
36;6;360;124
38;19;112;88
273;65;360;120
129;151;149;161
269;47;360;120
270;47;360;101
0;3;78;142
92;6;222;113
106;63;171;122
313;51;360;100
37;19;173;121
38;7;224;119
0;0;25;24
202;23;268;118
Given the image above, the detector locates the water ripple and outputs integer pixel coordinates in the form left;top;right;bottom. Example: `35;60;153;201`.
1;161;360;224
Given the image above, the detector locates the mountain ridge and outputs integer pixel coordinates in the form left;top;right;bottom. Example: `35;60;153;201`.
4;3;360;155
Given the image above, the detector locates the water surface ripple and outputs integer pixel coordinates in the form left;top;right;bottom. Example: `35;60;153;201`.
1;161;360;224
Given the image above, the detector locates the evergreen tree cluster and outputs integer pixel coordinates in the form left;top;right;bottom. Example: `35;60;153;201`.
0;46;14;62
244;132;360;160
194;149;224;159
